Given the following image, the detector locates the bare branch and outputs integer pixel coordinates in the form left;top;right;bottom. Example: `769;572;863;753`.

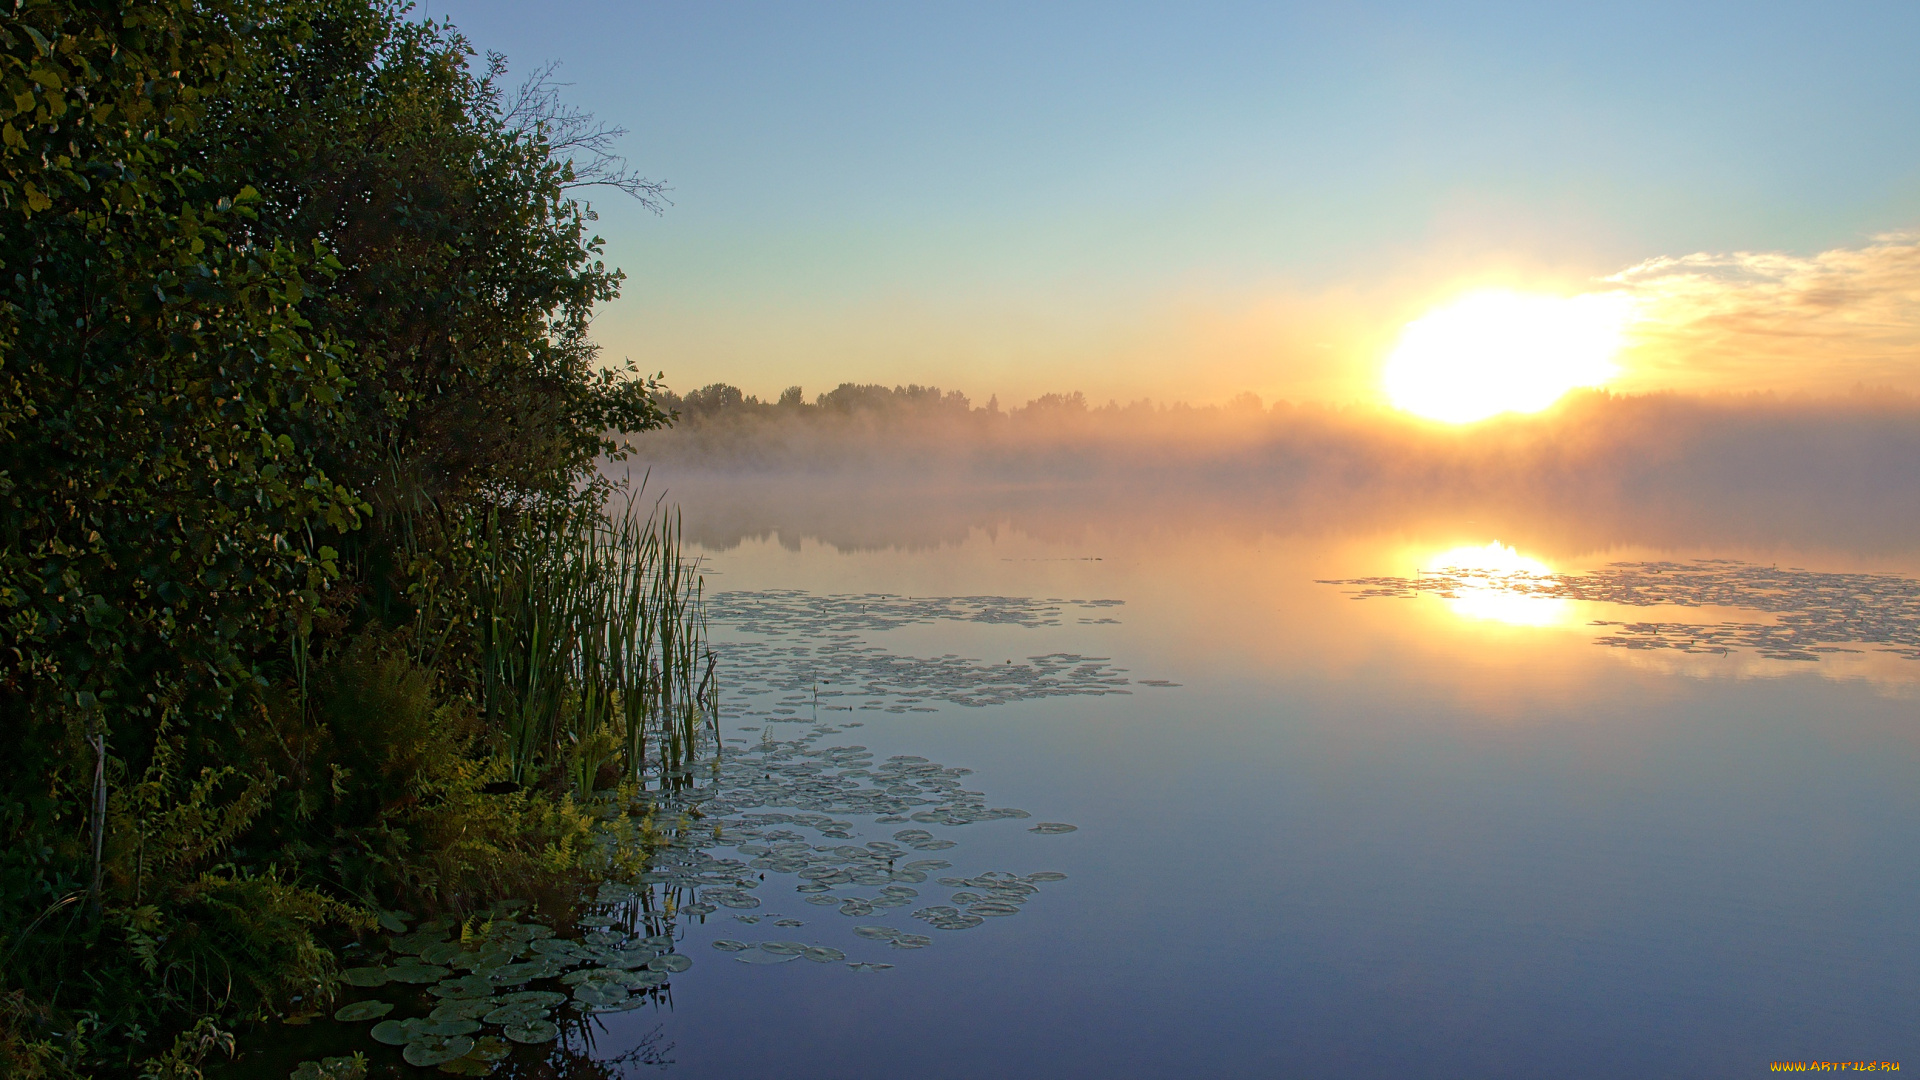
499;60;672;213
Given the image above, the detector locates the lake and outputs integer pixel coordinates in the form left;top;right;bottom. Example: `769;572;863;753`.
246;466;1920;1079
566;471;1920;1078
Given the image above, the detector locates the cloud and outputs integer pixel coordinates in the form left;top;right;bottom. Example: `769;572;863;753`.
1609;233;1920;394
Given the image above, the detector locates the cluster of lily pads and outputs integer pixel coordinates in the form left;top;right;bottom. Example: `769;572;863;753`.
706;588;1149;718
598;718;1079;973
293;905;693;1076
1322;557;1920;664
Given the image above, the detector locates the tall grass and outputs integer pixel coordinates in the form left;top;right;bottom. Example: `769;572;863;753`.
467;494;717;792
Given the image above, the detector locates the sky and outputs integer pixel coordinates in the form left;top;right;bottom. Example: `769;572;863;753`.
428;0;1920;410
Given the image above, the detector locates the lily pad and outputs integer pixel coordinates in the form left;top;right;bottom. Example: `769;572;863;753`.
846;962;893;972
969;902;1021;917
332;1000;393;1022
430;974;496;999
481;1002;549;1026
758;941;805;956
433;1059;493;1078
429;999;495;1023
501;1018;560;1044
573;984;628;1007
290;1057;365;1080
709;939;749;952
889;933;933;949
420;942;467;965
385;963;450;984
340;966;388;988
495;990;566;1007
370;1018;423;1046
647;953;692;973
1026;871;1068;882
735;948;799;964
467;1036;513;1063
801;946;845;963
1028;822;1078;834
377;910;411;934
482;961;546;985
402;1034;475;1068
851;925;899;941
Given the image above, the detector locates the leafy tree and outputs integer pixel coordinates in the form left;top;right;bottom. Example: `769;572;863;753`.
0;1;678;1071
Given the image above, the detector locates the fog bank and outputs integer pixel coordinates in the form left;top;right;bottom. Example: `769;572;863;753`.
612;384;1920;557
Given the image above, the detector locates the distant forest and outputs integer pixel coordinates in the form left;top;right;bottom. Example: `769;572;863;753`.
625;383;1920;553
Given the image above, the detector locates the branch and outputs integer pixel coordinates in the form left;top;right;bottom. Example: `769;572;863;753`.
498;59;672;213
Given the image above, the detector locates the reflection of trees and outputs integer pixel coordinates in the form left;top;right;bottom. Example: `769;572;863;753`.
505;1020;674;1077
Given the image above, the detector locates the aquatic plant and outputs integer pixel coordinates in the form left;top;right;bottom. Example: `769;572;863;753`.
466;496;718;793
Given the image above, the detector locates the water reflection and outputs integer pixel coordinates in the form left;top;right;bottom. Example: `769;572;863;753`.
1325;556;1920;670
1419;542;1572;627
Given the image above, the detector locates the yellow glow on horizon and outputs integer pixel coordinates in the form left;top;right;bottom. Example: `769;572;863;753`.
1423;542;1570;627
1383;290;1636;423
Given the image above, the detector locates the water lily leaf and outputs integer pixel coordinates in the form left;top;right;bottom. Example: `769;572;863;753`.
340;966;388;988
758;941;804;956
430;974;496;999
483;961;545;985
429;999;494;1023
433;1058;492;1077
969;902;1021;917
846;962;893;972
377;911;410;934
481;1002;549;1026
402;1034;475;1068
495;990;565;1007
710;939;748;952
501;1018;560;1044
647;953;692;973
801;946;845;963
573;984;628;1007
290;1056;362;1080
1028;822;1077;834
467;1035;513;1063
370;1019;419;1046
851;925;899;941
420;942;466;965
385;963;450;984
735;948;799;964
332;1000;392;1022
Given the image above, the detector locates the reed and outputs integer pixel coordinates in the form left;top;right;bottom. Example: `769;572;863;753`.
467;494;717;792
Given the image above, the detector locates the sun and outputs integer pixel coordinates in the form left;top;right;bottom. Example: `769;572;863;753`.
1383;290;1636;423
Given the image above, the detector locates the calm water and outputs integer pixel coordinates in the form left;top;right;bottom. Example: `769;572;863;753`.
252;474;1920;1078
571;475;1920;1079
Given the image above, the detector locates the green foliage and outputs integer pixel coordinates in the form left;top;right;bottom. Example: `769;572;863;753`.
0;1;696;1074
464;497;714;792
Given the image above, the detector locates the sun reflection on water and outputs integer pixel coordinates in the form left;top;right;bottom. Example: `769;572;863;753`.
1422;542;1571;627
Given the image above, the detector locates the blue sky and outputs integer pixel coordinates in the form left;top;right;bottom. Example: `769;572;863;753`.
430;1;1920;405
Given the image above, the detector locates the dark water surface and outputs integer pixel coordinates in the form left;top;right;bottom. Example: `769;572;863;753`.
248;475;1920;1078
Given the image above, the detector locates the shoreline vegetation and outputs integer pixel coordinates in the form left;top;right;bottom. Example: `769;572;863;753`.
1;2;713;1076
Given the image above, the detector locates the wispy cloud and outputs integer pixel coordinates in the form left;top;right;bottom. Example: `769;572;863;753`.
1610;233;1920;393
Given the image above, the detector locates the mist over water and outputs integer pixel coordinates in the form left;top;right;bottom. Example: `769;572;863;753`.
619;387;1920;558
569;389;1920;1078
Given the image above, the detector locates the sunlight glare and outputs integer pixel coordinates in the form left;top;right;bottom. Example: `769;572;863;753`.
1423;542;1570;627
1384;290;1636;423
